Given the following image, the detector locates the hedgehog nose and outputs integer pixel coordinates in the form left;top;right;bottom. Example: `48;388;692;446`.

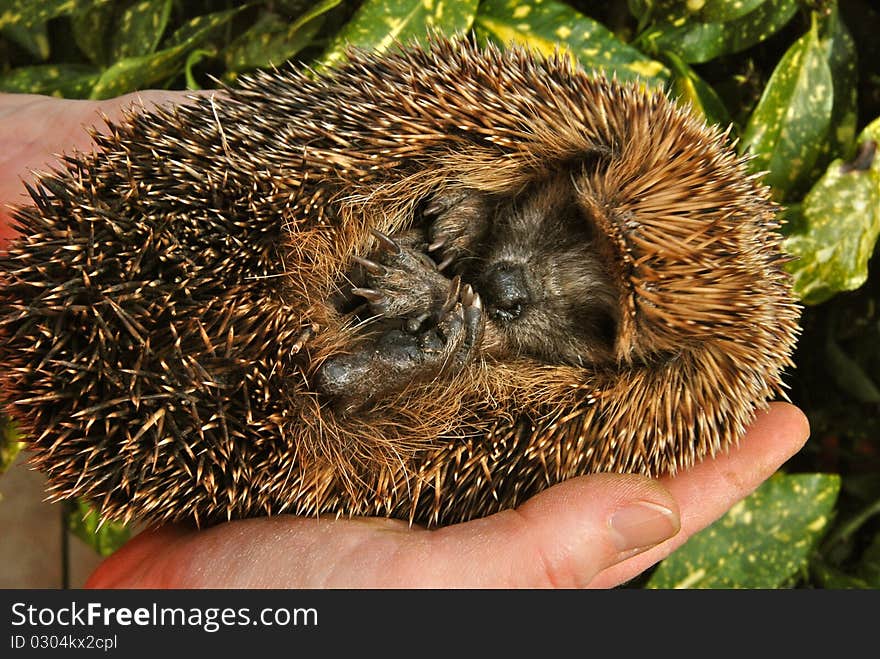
480;261;530;321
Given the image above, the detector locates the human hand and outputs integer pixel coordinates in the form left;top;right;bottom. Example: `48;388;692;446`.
0;91;810;588
80;403;807;588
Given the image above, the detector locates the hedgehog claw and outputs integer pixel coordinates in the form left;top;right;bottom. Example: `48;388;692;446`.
425;188;493;274
459;294;484;369
460;283;476;307
352;255;386;275
351;287;385;304
439;276;462;316
370;228;401;254
423;198;447;217
437;254;454;272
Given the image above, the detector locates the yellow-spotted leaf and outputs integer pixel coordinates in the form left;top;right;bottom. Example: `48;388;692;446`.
224;1;340;72
0;414;23;504
477;0;668;85
648;473;841;589
0;63;100;97
67;499;131;557
89;6;245;99
111;0;172;60
71;1;115;65
784;118;880;305
666;50;732;128
2;20;50;60
633;0;768;24
89;46;190;99
162;5;247;49
0;0;110;30
639;0;797;64
320;0;478;69
740;15;833;201
815;7;858;173
692;0;768;23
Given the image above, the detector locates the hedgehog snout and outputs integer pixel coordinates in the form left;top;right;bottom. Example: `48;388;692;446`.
478;261;531;322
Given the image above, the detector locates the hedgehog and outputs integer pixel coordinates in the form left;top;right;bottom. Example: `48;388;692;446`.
0;37;800;528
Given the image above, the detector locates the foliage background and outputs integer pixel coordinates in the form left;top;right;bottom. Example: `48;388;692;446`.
0;0;878;588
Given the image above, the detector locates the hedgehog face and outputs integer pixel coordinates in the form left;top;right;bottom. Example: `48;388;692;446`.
318;174;621;411
440;175;620;367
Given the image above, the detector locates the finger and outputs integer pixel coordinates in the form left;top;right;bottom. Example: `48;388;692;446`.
86;473;680;589
416;473;681;588
587;401;811;588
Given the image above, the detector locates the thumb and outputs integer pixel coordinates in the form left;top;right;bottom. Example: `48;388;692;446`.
86;473;679;588
424;473;680;587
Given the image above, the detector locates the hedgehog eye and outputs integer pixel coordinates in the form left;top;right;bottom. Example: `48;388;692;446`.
595;310;618;352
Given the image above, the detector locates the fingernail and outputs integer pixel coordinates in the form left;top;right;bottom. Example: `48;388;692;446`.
609;501;679;553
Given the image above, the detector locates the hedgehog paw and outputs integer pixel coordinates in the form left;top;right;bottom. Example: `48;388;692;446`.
351;229;450;320
316;279;483;412
424;189;492;272
399;278;484;377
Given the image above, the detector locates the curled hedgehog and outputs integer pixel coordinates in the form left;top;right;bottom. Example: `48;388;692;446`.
0;38;800;527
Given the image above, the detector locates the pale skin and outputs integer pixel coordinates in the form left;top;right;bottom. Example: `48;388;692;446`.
0;91;810;588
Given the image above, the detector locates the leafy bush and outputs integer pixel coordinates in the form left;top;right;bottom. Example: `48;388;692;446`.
1;0;878;588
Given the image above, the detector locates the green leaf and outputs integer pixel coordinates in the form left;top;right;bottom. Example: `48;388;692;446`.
665;49;732;128
639;0;798;64
632;0;769;24
2;21;50;60
816;7;858;169
858;531;880;587
476;0;668;85
89;6;245;99
825;333;880;403
813;497;880;589
740;15;834;201
783;118;880;305
162;5;247;49
111;0;172;60
811;559;876;588
224;1;339;72
694;0;768;23
0;415;23;504
319;0;479;69
66;499;131;557
0;414;23;474
628;0;649;19
287;0;343;36
0;63;100;97
88;48;183;98
71;1;115;65
648;473;841;588
0;0;106;30
183;47;213;90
